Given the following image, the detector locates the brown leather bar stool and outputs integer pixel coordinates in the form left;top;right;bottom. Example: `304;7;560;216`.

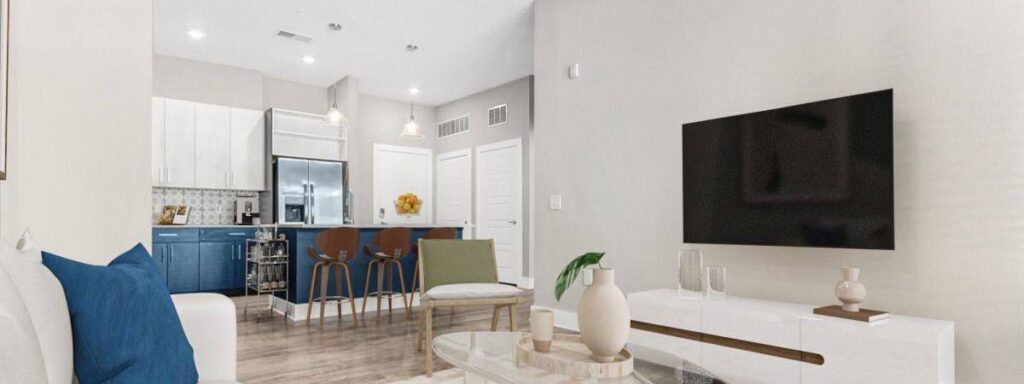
305;227;360;327
411;227;459;294
361;227;413;320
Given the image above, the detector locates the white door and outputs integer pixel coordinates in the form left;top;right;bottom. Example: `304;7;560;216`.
436;149;473;238
230;108;265;190
195;103;232;189
476;138;523;284
152;97;166;187
164;99;197;188
373;144;433;225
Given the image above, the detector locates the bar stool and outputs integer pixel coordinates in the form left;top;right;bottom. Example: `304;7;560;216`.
305;227;360;327
362;227;413;320
411;227;459;294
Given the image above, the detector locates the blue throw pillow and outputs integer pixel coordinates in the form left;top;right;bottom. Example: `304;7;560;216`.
42;243;199;384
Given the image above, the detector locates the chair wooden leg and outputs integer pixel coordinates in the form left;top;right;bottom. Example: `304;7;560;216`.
385;262;393;314
491;305;500;331
362;260;376;319
425;304;434;376
509;303;518;331
394;261;411;319
450;307;455;317
411;262;419;294
342;263;358;327
306;263;321;326
333;262;343;327
319;263;330;327
416;310;425;351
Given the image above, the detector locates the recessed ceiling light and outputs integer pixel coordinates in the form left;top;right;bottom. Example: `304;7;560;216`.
408;87;420;95
406;44;419;52
302;55;316;64
187;29;204;40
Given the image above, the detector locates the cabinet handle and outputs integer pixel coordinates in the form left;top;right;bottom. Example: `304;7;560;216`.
169;247;174;263
228;232;246;236
157;233;178;237
166;168;172;184
230;172;235;188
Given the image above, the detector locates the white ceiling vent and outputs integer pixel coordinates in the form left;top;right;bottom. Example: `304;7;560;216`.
488;104;508;127
276;29;314;43
438;115;470;138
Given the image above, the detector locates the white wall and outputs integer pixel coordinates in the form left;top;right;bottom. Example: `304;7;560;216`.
533;0;1023;383
434;76;534;276
348;94;436;222
0;0;152;264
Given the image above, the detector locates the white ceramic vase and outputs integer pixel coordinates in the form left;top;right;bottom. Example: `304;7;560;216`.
835;266;867;312
577;268;630;363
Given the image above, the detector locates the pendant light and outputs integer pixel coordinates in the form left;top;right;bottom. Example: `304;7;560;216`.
323;85;349;128
399;101;424;140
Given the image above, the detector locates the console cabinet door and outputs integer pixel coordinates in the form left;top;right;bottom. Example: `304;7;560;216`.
167;243;200;293
230;108;265;191
164;99;197;188
232;242;247;289
199;242;235;291
196;103;232;189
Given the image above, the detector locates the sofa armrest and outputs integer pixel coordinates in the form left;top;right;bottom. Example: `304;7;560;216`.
171;293;237;382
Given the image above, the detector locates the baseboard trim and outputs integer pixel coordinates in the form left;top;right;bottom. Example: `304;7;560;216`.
530;305;578;332
267;295;423;321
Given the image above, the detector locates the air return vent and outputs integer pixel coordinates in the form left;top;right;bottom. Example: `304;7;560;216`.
488;104;508;126
437;115;470;138
276;29;314;43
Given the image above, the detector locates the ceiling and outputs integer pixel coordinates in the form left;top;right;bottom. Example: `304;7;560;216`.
154;0;534;106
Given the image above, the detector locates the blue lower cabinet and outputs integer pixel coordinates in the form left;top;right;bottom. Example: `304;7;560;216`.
166;243;200;293
152;243;170;284
199;242;236;291
232;242;247;290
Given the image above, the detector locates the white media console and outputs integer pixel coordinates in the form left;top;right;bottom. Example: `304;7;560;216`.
628;289;954;383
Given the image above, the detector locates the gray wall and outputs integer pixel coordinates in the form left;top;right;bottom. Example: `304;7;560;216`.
533;0;1023;382
434;76;534;277
0;0;153;263
348;94;436;223
153;54;327;114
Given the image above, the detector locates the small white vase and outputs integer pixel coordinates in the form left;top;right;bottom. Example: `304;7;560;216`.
577;268;630;363
835;266;866;312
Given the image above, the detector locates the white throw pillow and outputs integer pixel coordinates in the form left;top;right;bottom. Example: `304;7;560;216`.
0;253;49;384
0;230;74;384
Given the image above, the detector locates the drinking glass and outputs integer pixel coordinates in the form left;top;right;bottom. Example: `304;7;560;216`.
705;265;727;300
677;249;704;296
338;250;348;260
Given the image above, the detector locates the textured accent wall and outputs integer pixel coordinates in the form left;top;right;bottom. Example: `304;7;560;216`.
532;0;1023;382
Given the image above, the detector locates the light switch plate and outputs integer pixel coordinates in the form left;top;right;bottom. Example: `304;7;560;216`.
549;194;562;210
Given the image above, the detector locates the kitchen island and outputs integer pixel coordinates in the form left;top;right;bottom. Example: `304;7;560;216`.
152;224;463;320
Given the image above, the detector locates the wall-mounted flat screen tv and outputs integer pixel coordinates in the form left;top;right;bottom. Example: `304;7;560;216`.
683;89;894;250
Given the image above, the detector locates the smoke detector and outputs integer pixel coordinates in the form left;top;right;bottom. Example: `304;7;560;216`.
405;44;419;52
328;23;343;31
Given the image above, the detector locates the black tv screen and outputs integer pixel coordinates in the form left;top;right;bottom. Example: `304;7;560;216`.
683;90;894;250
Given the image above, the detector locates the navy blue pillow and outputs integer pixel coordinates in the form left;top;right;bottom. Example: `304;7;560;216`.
42;243;199;384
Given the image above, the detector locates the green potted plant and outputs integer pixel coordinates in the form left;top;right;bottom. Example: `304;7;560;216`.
554;252;630;363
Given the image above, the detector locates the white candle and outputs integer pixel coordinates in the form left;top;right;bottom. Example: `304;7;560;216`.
531;309;554;353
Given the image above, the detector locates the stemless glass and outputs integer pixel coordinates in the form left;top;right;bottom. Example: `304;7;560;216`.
677;249;704;296
705;265;727;300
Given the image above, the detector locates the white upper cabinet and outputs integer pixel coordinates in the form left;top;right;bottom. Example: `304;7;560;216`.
195;103;232;189
163;99;197;189
152;97;166;186
230;108;266;191
151;97;266;191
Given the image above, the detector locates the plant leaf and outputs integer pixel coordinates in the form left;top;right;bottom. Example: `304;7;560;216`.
554;252;605;302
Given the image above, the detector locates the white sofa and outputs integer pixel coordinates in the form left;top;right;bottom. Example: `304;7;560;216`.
172;293;240;384
0;234;239;384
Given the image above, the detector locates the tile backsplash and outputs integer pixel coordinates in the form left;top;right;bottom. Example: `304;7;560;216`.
153;187;260;225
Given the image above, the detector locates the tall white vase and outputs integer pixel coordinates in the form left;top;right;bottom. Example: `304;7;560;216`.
577;268;630;363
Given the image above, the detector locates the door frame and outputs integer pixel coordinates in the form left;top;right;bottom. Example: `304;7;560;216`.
475;138;523;284
436;148;474;238
373;143;434;224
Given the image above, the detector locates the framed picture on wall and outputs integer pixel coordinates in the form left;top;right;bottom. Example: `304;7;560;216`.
0;0;10;180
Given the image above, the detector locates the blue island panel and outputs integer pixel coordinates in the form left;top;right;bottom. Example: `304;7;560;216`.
279;227;462;304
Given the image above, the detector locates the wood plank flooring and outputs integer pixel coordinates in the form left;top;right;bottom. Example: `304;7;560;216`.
233;292;533;383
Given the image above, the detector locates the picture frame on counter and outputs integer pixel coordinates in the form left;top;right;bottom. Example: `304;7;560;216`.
159;205;192;225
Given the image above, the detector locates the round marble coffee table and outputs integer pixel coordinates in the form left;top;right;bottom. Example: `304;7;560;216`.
432;332;718;384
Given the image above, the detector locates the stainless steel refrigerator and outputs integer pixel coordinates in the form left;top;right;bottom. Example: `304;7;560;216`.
274;157;347;225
